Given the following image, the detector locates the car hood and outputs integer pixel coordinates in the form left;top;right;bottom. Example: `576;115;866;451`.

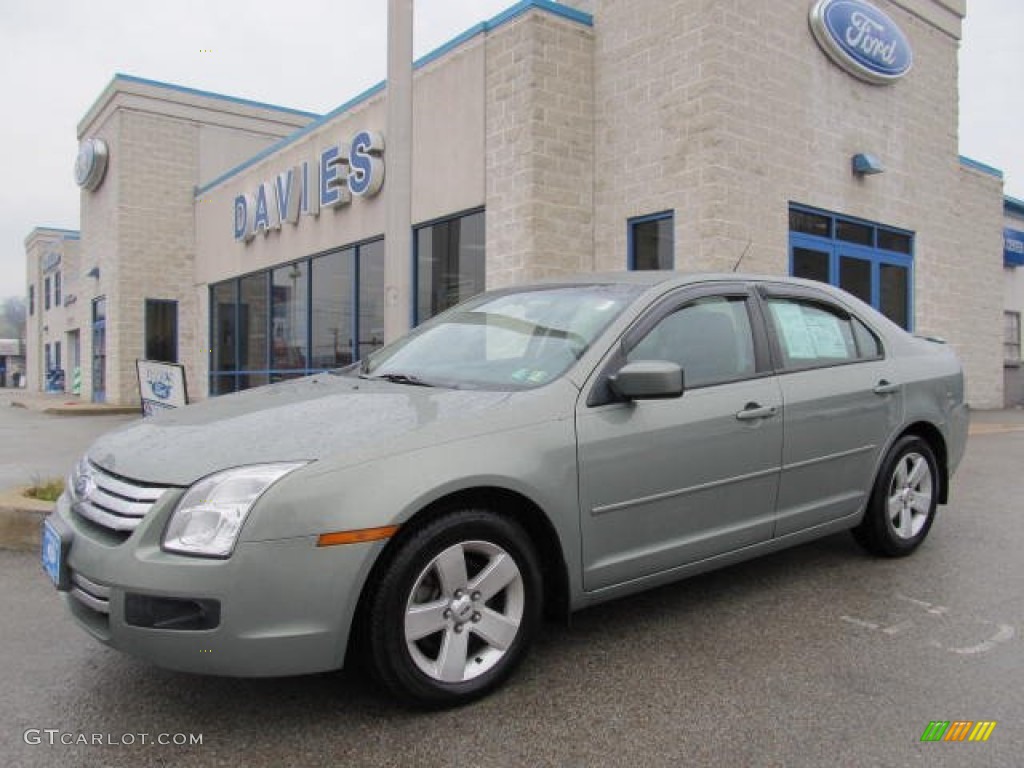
87;374;519;486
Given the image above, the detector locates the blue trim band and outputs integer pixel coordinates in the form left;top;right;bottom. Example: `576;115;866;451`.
113;74;320;119
194;0;593;198
958;155;1004;179
1005;195;1024;218
28;227;81;242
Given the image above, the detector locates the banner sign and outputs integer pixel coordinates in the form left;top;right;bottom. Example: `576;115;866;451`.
136;360;189;417
1005;228;1024;267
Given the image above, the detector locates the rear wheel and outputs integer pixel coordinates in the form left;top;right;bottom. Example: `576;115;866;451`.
852;435;939;557
363;509;542;708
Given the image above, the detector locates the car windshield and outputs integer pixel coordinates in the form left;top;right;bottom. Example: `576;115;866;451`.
357;284;643;390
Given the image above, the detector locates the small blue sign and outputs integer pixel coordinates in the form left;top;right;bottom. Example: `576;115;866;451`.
1005;228;1024;267
810;0;913;85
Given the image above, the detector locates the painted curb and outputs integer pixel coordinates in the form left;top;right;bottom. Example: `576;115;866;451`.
0;489;53;552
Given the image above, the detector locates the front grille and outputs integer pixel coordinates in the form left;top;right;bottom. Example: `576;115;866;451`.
71;460;169;538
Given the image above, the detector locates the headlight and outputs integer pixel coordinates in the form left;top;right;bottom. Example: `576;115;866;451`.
162;463;307;558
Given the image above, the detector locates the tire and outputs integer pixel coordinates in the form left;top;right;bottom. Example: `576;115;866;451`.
363;508;543;708
852;435;940;557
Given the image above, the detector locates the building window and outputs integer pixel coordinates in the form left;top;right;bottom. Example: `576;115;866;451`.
415;209;486;324
1007;311;1022;364
209;238;383;395
54;272;62;307
311;247;355;369
145;299;178;363
29;285;34;316
358;239;386;360
272;263;310;380
44;277;51;311
789;205;914;330
629;212;674;270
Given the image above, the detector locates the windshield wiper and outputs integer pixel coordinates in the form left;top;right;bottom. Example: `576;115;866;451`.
363;372;434;387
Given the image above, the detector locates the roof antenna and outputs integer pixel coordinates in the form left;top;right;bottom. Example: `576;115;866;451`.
731;237;753;273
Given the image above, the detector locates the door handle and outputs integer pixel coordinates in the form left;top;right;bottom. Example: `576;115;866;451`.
736;403;777;421
873;380;899;395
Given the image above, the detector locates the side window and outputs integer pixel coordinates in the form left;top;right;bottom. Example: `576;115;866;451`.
627;296;756;388
766;297;877;368
852;316;882;359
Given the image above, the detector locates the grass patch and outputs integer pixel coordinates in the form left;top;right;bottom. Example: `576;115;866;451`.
24;477;65;502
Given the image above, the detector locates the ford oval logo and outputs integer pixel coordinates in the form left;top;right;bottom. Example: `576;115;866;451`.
809;0;913;85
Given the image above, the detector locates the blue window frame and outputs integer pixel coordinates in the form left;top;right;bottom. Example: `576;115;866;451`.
628;211;674;270
209;238;381;395
789;204;914;330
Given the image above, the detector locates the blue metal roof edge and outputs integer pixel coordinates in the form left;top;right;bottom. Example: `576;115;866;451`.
194;1;593;197
34;227;80;239
959;155;1004;179
1005;195;1024;217
114;74;321;119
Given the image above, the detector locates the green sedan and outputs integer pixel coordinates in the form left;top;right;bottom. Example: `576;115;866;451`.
42;273;968;707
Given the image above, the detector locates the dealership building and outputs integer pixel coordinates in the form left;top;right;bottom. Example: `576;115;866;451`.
24;0;1024;408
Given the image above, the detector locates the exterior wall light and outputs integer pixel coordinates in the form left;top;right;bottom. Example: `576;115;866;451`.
86;266;100;279
852;153;884;176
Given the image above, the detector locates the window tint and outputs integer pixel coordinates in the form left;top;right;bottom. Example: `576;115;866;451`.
767;298;872;368
628;296;755;388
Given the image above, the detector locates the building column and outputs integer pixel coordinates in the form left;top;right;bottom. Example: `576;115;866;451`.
384;0;414;341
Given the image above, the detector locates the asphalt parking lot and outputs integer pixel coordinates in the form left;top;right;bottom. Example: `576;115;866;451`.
1;404;1021;767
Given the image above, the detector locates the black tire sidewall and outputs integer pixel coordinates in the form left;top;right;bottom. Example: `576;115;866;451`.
367;509;542;707
866;436;939;556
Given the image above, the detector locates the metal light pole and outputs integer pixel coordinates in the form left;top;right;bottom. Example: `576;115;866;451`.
384;0;414;341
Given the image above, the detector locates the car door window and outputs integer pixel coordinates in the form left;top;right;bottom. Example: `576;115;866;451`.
627;296;756;388
766;297;881;369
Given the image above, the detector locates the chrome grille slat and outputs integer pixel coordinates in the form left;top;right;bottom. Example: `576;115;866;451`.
72;572;111;599
75;501;140;532
70;572;111;614
87;487;153;518
71;461;170;536
93;471;166;503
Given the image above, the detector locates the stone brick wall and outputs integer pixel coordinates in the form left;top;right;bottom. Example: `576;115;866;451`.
110;110;199;406
588;0;1003;406
485;10;595;288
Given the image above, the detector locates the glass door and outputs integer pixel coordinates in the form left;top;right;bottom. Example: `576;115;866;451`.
92;297;106;403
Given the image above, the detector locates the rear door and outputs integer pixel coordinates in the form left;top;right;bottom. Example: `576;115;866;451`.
757;286;903;536
577;284;783;592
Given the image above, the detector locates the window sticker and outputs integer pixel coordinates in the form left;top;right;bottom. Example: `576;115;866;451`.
772;302;850;360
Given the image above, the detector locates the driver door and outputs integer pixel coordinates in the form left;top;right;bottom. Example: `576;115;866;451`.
577;285;783;592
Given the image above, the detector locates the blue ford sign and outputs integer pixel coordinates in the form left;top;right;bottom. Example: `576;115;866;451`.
809;0;913;85
1006;228;1024;267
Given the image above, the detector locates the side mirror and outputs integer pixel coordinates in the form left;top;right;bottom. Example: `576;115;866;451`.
609;360;684;400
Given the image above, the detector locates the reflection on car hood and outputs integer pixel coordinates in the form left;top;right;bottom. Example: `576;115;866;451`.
87;375;513;486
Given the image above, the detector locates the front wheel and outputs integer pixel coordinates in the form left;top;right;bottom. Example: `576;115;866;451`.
852;435;940;557
363;509;542;708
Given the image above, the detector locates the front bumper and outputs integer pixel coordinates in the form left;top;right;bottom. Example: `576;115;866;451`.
47;492;381;677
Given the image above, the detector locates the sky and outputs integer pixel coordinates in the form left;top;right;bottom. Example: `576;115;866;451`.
0;0;1021;301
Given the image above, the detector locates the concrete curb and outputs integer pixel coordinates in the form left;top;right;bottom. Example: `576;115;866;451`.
0;488;53;553
8;400;139;416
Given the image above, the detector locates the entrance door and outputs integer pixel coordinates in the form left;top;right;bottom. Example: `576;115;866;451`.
92;297;106;403
67;331;81;395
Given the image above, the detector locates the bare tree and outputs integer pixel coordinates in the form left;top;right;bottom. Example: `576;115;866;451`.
0;296;27;339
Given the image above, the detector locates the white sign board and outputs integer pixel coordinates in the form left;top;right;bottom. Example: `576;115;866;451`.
136;360;188;417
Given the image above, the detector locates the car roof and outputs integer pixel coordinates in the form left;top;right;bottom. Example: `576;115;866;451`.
531;270;836;293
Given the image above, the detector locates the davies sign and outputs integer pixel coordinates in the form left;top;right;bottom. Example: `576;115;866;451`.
809;0;913;85
233;130;384;242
